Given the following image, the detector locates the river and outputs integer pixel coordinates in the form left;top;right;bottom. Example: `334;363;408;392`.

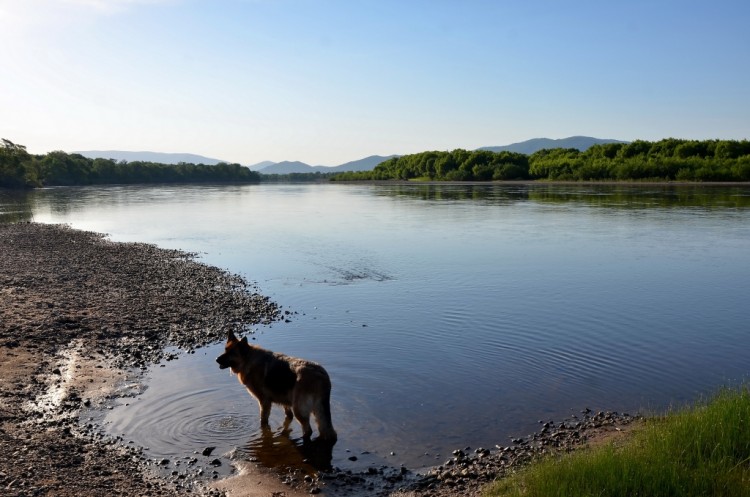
3;182;750;473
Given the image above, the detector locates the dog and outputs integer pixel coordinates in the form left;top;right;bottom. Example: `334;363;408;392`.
216;331;337;442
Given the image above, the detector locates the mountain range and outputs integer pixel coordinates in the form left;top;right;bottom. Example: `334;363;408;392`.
252;136;625;173
74;150;229;165
255;155;399;174
76;136;626;174
477;136;627;155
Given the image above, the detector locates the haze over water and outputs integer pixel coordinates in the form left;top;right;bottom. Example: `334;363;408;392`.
6;182;750;472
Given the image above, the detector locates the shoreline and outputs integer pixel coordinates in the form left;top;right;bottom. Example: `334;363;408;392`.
0;222;282;496
331;179;750;187
4;179;750;190
1;222;638;497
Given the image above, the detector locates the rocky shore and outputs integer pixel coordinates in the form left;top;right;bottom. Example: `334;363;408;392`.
391;409;637;497
1;222;281;496
1;222;638;497
291;408;636;497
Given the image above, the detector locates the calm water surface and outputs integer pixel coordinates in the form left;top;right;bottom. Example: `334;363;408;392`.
4;183;750;472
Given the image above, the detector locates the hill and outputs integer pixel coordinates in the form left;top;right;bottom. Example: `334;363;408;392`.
73;139;627;174
70;152;396;173
478;136;627;154
257;155;397;174
327;155;399;173
247;160;276;171
258;161;318;174
74;150;229;165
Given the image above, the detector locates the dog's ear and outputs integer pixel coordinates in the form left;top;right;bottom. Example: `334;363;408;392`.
241;336;248;344
227;330;238;342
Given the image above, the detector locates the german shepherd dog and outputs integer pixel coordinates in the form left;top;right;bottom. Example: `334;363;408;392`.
216;331;337;442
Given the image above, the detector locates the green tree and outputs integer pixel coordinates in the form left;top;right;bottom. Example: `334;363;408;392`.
647;138;685;158
528;148;581;179
0;139;35;188
618;140;651;159
40;151;93;185
714;140;750;159
434;154;457;178
675;140;710;159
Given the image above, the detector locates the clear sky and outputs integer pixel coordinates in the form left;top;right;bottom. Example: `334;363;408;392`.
2;0;749;166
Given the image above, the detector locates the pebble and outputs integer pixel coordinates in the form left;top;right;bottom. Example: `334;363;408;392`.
0;223;284;497
398;409;638;496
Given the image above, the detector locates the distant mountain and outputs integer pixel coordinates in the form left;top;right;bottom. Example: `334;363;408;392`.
75;140;627;175
478;136;627;155
248;160;276;171
258;161;318;174
75;150;228;165
71;150;396;173
327;155;398;173
257;155;397;174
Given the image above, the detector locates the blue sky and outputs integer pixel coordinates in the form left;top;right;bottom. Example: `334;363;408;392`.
2;0;749;166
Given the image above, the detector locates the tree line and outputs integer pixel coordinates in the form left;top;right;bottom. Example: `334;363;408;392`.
332;139;750;182
259;171;338;182
1;139;260;188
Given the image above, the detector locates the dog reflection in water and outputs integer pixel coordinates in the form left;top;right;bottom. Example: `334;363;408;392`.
244;423;335;472
216;331;337;443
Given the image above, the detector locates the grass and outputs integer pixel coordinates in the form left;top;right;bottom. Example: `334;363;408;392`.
485;387;750;497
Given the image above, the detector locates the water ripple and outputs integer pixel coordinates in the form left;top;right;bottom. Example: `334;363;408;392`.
106;386;257;457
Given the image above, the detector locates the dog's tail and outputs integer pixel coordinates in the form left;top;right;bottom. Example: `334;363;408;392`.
317;389;337;442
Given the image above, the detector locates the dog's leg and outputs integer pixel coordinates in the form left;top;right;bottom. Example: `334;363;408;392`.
258;399;272;427
281;414;293;434
281;407;294;433
293;404;313;439
313;395;337;442
296;412;313;439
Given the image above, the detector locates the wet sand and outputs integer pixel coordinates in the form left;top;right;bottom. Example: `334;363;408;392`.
1;222;637;497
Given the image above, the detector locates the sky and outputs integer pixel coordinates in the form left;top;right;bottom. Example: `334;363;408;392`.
1;0;749;167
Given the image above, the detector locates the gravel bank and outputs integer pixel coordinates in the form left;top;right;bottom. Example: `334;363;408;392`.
1;222;281;497
390;409;638;497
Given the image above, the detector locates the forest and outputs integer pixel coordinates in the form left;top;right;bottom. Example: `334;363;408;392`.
332;139;750;182
0;139;260;188
5;138;750;189
259;171;338;182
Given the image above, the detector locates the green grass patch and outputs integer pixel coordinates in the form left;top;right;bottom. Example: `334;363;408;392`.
485;387;750;497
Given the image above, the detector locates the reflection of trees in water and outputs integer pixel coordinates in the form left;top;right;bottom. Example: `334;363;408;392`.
0;190;34;222
373;184;750;210
374;184;530;204
4;184;749;225
527;185;750;209
1;188;83;221
30;187;81;216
